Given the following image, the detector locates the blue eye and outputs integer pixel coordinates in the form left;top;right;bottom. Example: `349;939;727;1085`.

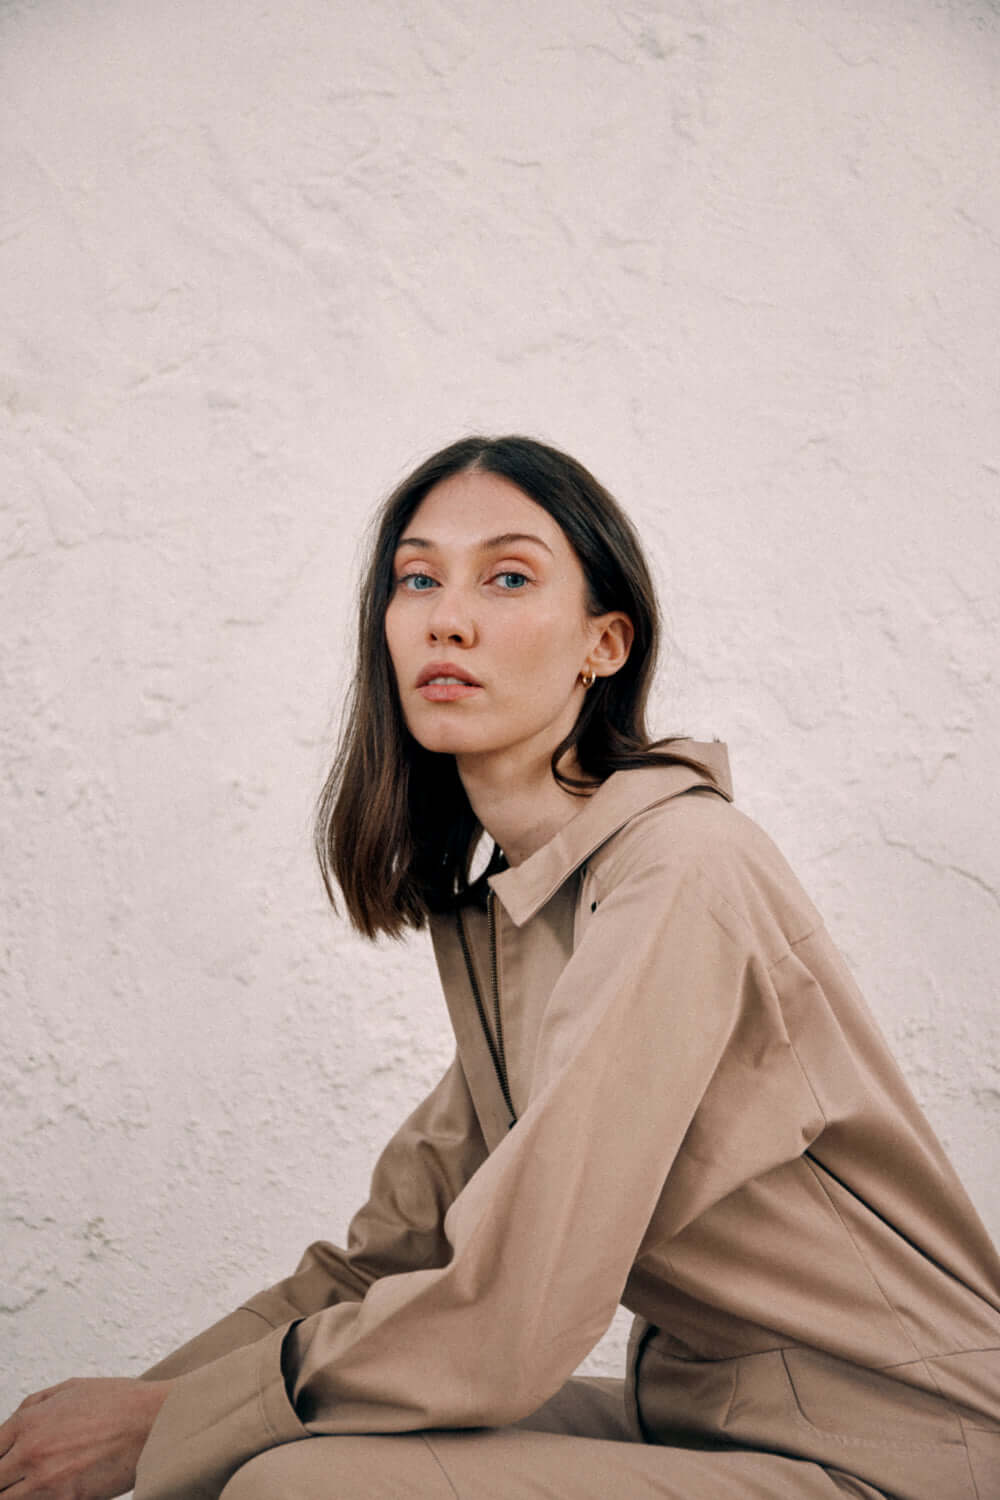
400;573;437;591
495;571;528;590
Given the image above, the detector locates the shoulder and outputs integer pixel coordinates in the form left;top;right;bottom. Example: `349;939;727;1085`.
586;784;822;958
589;781;779;880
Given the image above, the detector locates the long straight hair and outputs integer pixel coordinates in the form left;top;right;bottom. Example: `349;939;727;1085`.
316;435;714;938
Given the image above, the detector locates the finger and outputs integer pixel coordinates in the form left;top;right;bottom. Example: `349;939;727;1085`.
18;1381;71;1409
0;1442;27;1494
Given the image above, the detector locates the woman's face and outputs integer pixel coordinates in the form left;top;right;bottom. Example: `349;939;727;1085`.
384;469;629;768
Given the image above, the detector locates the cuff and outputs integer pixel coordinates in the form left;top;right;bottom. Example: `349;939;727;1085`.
134;1322;309;1500
139;1307;276;1382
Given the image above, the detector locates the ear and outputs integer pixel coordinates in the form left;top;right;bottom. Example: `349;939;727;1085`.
586;612;634;679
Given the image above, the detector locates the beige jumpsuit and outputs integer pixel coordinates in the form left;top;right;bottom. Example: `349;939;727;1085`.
136;745;1000;1500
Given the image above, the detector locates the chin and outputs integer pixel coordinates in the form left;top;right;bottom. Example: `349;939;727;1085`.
404;717;486;758
419;735;492;759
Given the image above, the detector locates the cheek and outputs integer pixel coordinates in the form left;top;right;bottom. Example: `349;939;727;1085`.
502;617;555;673
383;604;404;675
503;612;584;690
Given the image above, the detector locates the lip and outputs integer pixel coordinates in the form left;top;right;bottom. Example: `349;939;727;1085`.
416;662;482;689
416;661;483;702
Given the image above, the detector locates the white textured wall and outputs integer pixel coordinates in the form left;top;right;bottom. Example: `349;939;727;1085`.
3;0;998;1414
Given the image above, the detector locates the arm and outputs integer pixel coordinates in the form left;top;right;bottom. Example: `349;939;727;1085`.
138;1052;487;1381
136;847;775;1499
0;1379;172;1500
0;1054;486;1500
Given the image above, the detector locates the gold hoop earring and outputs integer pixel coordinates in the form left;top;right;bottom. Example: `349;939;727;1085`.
580;667;596;690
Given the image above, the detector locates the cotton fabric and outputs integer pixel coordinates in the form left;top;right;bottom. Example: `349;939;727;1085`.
136;744;1000;1500
215;1377;877;1500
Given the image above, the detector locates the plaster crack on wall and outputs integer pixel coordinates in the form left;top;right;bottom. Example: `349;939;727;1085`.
878;828;1000;913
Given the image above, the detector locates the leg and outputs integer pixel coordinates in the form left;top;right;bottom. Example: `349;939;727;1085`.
512;1375;637;1441
220;1433;459;1500
220;1427;869;1500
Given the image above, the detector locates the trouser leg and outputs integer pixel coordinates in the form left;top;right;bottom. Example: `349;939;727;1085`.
511;1374;637;1440
220;1374;638;1500
219;1433;459;1500
219;1368;874;1499
220;1425;865;1500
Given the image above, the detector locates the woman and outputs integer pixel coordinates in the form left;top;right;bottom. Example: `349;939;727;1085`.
2;436;998;1500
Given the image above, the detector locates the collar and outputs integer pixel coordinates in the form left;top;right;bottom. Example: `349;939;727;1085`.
488;740;733;927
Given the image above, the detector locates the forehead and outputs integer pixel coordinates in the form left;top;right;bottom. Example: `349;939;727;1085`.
403;470;571;555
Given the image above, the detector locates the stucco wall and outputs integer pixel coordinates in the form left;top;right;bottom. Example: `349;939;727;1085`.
2;0;998;1417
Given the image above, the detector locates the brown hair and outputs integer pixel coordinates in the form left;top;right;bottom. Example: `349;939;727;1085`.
316;435;714;938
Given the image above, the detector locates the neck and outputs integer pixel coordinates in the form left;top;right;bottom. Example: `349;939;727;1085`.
456;742;594;867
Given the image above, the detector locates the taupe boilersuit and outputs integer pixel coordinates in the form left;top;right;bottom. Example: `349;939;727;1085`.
136;745;1000;1500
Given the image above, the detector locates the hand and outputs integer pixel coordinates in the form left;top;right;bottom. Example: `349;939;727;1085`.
0;1377;171;1499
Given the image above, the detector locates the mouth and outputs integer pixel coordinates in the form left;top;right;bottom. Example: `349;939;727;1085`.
416;662;483;701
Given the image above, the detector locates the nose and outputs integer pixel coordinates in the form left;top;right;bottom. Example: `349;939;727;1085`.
426;585;476;646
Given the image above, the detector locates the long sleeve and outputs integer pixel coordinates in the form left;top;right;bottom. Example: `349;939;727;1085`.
243;1050;490;1325
140;1307;278;1383
136;1051;487;1485
136;843;776;1500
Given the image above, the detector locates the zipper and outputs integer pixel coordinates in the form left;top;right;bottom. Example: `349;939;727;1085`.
456;890;517;1127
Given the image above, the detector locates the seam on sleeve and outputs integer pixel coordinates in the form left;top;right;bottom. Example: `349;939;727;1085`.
255;1327;305;1444
783;1035;828;1129
236;1304;284;1329
879;1346;1000;1368
801;1154;939;1378
766;925;821;975
596;818;820;969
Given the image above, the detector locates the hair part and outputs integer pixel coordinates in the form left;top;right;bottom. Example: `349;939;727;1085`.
315;435;714;939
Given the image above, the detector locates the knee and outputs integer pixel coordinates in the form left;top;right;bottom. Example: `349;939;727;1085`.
219;1448;280;1500
220;1444;319;1500
219;1433;450;1500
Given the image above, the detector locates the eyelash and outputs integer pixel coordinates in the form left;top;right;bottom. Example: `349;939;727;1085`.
397;570;531;592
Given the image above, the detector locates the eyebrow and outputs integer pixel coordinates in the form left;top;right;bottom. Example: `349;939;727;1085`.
395;531;554;556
